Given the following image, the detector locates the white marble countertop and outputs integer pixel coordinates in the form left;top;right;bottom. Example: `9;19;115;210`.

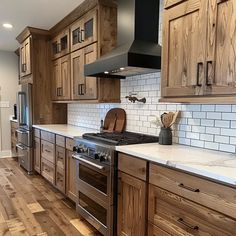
33;124;98;139
116;143;236;187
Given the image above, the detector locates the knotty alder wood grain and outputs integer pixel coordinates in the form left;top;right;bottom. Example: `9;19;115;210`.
0;158;101;236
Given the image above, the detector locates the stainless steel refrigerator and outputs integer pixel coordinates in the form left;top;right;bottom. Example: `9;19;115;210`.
16;84;33;174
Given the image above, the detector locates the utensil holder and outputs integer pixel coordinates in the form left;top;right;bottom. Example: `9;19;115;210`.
159;127;172;145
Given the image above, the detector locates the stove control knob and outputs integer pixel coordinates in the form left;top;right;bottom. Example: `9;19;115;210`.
99;153;107;162
94;153;100;159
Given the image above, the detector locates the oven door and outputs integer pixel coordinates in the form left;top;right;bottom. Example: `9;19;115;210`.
73;154;113;236
16;143;33;174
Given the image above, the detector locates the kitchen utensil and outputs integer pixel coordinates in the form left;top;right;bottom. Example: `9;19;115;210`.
104;108;126;132
170;111;180;127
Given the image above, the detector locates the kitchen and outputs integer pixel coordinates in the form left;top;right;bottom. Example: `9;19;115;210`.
1;0;236;235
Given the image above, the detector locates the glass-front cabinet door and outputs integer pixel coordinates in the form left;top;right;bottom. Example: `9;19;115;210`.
70;9;98;52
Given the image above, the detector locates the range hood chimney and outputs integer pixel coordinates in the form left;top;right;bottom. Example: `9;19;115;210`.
84;0;161;79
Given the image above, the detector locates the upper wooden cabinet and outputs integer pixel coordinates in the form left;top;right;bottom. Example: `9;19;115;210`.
20;36;32;77
51;28;70;60
161;0;236;103
70;9;98;52
52;54;71;101
71;43;98;100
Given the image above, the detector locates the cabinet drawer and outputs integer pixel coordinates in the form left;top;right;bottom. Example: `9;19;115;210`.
164;0;187;9
41;158;55;184
149;185;236;236
56;146;65;169
66;138;74;151
34;128;40;138
41;140;55;164
41;130;55;143
56;166;65;193
148;223;170;236
11;121;18;129
56;135;65;147
150;164;236;219
118;153;147;181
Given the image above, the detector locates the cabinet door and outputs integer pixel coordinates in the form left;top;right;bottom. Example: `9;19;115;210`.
70;9;98;52
60;54;71;100
34;137;41;174
71;43;97;100
24;36;32;76
66;150;77;202
204;0;236;95
117;171;146;236
56;145;65;170
52;58;61;100
56;166;65;194
161;0;208;97
20;44;26;77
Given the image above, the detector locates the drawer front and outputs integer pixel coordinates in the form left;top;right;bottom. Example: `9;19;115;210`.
41;130;55;143
150;164;236;219
41;158;55;184
66;138;74;151
56;135;65;147
118;153;147;181
149;185;236;236
41;140;55;164
56;146;65;169
56;166;65;193
11;121;18;129
148;223;170;236
34;128;40;138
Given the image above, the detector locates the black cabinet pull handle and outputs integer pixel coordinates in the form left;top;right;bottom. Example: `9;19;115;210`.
81;29;85;42
196;62;203;87
78;84;80;95
206;60;213;86
178;218;199;230
178;183;200;193
56;88;59;97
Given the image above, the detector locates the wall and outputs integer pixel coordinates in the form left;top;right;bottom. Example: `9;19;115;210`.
0;51;19;154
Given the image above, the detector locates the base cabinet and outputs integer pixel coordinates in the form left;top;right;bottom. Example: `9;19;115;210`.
34;137;41;173
66;150;77;202
148;223;170;236
10;121;18;157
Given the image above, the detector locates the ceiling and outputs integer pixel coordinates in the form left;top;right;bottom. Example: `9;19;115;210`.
0;0;85;52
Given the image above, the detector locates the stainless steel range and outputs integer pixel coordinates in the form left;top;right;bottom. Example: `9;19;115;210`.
73;132;159;236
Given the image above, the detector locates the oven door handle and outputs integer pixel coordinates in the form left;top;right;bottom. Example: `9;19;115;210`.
72;154;106;171
16;143;27;150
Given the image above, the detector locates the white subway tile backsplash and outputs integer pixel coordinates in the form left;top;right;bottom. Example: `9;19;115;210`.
68;72;236;154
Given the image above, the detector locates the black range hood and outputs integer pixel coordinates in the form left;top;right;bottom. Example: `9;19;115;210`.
84;0;161;79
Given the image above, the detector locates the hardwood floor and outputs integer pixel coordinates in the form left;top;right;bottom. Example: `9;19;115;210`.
0;158;101;236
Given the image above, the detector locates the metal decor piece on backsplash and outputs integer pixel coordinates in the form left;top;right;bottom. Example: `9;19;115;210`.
125;94;146;103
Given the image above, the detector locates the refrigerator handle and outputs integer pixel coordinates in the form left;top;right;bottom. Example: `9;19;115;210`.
18;92;26;126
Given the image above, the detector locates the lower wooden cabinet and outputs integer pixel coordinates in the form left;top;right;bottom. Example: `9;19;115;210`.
34;137;41;173
56;166;65;194
117;171;146;236
41;158;55;184
66;150;77;202
148;185;236;236
10;121;18;156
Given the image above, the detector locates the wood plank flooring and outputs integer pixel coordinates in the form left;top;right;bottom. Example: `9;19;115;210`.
0;158;101;236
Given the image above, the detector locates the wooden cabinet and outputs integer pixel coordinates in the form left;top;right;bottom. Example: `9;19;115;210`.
20;36;32;78
51;28;70;59
41;158;55;185
161;0;236;103
148;185;236;236
71;43;97;100
70;9;98;52
55;145;65;193
117;153;147;236
148;223;170;236
34;137;41;173
66;149;77;202
117;171;146;236
10;121;18;157
161;0;207;98
52;55;71;101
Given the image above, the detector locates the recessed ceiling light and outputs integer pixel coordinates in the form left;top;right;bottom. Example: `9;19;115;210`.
3;23;13;29
104;71;109;74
